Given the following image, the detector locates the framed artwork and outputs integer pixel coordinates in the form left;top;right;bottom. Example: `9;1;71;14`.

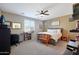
4;21;12;28
12;22;21;29
51;20;59;26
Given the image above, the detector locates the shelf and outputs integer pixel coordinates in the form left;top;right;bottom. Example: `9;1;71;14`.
70;29;79;33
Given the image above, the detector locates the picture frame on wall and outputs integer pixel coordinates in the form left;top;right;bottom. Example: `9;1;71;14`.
51;20;59;26
12;22;21;29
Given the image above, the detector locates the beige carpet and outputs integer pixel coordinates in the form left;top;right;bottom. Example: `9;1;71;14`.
11;40;67;55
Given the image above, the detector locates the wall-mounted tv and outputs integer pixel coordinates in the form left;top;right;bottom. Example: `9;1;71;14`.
73;3;79;20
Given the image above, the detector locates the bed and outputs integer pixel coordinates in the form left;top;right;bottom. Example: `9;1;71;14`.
37;28;62;45
47;28;62;43
37;32;51;45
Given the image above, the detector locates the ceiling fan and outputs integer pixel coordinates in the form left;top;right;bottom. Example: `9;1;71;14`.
36;10;49;16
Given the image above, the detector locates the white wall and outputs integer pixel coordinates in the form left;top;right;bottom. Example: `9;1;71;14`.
31;20;43;40
1;11;43;39
2;12;25;34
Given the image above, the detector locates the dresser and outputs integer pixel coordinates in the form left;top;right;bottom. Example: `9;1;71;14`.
24;32;31;40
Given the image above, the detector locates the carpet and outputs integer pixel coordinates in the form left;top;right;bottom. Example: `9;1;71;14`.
11;40;67;55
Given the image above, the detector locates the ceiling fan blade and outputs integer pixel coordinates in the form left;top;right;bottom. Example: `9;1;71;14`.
44;10;48;13
44;14;49;15
36;10;49;16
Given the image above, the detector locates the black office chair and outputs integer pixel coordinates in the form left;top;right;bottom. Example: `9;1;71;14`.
11;34;19;46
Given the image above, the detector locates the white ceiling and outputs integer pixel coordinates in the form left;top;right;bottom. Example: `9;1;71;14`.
0;3;73;20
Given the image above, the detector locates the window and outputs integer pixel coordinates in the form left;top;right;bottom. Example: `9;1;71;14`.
24;20;35;32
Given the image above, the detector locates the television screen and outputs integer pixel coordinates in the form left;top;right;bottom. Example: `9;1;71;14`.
73;3;79;20
0;15;3;23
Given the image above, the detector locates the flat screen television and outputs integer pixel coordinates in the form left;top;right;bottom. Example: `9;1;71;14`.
72;3;79;20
